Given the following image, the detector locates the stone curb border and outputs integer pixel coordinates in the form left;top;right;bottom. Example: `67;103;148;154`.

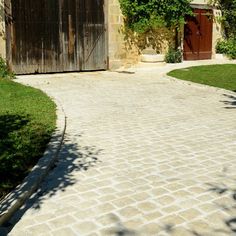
164;74;236;97
0;98;67;226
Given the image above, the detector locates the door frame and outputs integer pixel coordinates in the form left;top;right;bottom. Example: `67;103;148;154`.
183;4;213;61
104;0;109;70
5;0;13;71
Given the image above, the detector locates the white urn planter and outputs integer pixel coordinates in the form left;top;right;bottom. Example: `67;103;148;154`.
215;53;229;60
141;47;165;63
141;53;165;63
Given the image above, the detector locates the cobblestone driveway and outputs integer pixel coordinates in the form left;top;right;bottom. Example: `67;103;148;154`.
8;63;236;235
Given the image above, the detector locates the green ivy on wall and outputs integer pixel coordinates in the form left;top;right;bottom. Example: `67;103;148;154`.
119;0;192;52
210;0;236;39
210;0;236;58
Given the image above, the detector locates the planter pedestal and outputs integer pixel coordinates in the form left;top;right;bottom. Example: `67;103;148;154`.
141;54;165;63
215;53;229;60
141;47;165;64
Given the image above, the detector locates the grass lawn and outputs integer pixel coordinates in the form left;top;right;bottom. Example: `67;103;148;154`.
0;78;56;200
168;64;236;92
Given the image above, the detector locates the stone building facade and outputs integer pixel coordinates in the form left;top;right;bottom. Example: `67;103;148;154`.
0;0;223;73
108;0;223;69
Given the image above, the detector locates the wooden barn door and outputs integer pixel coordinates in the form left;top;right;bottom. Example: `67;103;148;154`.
6;0;107;74
79;0;107;70
183;9;213;60
7;0;62;74
60;0;79;72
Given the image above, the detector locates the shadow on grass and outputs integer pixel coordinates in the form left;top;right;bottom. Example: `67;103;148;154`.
0;114;30;199
0;114;29;139
221;94;236;109
0;112;55;202
1;133;102;234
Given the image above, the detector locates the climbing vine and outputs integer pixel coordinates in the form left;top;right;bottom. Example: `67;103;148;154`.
119;0;192;52
210;0;236;59
210;0;236;39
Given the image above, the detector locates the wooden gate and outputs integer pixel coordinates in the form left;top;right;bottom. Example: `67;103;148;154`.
183;9;213;60
5;0;107;74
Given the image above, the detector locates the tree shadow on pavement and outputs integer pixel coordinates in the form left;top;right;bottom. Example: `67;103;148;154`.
206;169;236;234
221;94;236;109
2;134;102;234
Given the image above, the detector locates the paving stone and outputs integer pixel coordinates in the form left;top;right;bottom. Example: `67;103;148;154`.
140;223;161;235
178;209;202;221
72;222;99;235
131;192;150;202
156;195;176;205
8;62;236;235
118;206;141;219
111;197;135;208
161;205;181;214
160;214;185;225
51;227;77;236
137;202;158;213
144;211;163;221
74;210;97;220
24;223;51;235
48;215;76;229
94;203;116;216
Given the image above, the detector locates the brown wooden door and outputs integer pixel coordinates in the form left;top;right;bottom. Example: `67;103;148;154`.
6;0;107;74
184;9;213;60
80;0;107;70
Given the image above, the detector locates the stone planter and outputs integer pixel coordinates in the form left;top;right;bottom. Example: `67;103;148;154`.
141;53;165;63
215;53;229;60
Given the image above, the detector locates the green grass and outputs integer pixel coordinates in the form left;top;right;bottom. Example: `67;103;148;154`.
168;64;236;92
0;78;56;200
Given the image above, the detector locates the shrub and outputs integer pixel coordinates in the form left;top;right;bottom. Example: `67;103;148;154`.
216;38;236;59
216;40;229;54
0;57;15;79
165;48;183;63
118;0;192;52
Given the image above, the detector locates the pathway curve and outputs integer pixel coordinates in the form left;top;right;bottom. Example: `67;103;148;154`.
8;61;236;235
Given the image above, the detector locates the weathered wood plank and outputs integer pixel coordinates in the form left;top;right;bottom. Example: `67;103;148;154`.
7;0;107;74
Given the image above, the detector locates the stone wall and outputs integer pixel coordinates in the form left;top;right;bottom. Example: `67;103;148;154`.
0;0;6;59
107;0;139;70
0;0;224;72
107;0;223;68
212;9;223;58
191;0;208;4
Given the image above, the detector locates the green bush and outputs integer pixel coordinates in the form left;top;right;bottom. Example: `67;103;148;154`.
0;57;15;79
118;0;192;52
165;48;182;63
216;40;229;54
216;38;236;59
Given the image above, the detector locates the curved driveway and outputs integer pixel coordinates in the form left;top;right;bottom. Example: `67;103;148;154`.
9;62;236;235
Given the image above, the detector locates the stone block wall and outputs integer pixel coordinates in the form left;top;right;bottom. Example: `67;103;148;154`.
212;9;223;58
107;0;139;70
191;0;223;58
107;0;223;68
0;0;224;72
0;0;6;59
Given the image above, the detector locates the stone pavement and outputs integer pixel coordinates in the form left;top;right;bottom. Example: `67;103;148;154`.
6;61;236;235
